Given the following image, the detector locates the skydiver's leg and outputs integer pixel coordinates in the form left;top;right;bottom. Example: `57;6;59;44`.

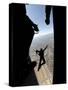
42;57;46;64
38;57;42;71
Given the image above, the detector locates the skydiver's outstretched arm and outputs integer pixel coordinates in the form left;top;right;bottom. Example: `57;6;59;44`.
36;50;40;54
43;45;48;51
33;49;39;54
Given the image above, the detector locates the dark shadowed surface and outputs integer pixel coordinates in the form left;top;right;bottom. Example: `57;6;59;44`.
45;5;66;84
9;3;39;86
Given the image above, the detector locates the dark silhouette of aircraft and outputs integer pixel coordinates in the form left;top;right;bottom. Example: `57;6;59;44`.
45;6;66;84
9;3;39;86
34;45;48;71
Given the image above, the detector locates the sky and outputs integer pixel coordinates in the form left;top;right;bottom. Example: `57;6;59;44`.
26;4;54;37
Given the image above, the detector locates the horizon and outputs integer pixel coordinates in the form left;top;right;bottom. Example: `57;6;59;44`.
34;32;53;38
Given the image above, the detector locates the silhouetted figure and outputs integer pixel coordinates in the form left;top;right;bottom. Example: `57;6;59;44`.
9;3;39;86
45;6;66;84
35;45;48;71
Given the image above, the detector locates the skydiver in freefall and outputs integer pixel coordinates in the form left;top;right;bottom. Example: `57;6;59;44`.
34;45;48;71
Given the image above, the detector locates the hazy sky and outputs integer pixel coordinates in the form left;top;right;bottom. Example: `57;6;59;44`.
26;4;54;37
